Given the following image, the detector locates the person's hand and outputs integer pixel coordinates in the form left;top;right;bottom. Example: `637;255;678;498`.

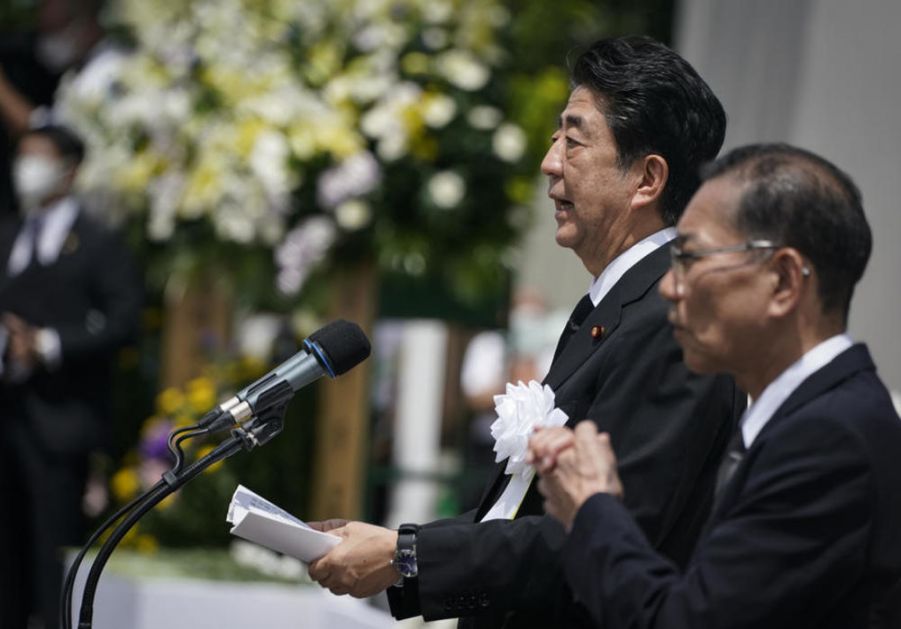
527;425;577;473
308;521;400;597
306;518;349;533
531;421;624;531
2;313;38;369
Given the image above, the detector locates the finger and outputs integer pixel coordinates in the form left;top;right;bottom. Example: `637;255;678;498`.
574;420;599;439
308;559;328;582
595;432;617;465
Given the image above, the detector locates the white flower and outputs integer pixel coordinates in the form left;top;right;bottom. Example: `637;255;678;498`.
492;123;527;162
422;27;448;50
490;380;568;478
436;50;490;91
333;199;372;231
423;94;457;128
427;171;465;209
467;105;502;130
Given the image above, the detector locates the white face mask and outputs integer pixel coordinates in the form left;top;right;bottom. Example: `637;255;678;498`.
13;155;68;212
36;20;86;72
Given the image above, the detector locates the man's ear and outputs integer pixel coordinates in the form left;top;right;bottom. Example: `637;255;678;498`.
768;248;810;318
630;154;668;212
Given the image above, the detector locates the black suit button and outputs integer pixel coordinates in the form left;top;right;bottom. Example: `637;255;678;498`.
479;593;490;608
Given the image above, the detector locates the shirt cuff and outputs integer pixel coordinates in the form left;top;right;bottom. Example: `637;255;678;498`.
35;327;62;369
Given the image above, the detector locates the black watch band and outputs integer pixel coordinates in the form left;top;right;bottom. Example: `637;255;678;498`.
393;522;419;579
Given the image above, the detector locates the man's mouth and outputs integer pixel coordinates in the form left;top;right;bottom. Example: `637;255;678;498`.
554;199;574;212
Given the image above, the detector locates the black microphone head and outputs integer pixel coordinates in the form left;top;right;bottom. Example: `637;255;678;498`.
308;319;371;375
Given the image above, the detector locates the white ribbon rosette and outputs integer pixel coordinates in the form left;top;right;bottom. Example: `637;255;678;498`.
490;380;569;479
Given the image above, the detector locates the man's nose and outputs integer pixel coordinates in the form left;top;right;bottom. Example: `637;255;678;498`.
540;139;562;178
659;268;681;301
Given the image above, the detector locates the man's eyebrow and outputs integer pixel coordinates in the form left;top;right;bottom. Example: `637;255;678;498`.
674;233;696;247
555;114;586;131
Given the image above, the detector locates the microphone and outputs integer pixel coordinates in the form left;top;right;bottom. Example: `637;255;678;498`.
203;319;370;432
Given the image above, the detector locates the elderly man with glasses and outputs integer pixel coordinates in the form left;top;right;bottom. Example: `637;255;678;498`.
529;143;901;629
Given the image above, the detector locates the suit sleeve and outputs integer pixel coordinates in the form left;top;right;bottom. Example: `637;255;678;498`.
563;414;872;629
54;227;142;361
389;293;741;621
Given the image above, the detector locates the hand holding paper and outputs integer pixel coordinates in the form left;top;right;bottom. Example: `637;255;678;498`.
226;485;340;563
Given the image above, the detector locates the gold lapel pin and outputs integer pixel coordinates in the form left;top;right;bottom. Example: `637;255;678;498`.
591;325;605;339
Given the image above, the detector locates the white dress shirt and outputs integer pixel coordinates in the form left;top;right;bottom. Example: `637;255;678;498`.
481;227;677;522
7;196;80;276
741;334;854;448
588;227;677;306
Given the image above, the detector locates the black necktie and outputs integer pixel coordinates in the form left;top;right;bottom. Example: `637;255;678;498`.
551;294;594;363
712;430;746;512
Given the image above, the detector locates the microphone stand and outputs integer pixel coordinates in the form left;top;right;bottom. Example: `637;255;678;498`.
69;407;286;629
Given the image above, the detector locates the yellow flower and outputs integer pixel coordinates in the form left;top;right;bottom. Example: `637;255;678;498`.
186;377;217;413
195;445;225;475
117;151;160;193
135;533;159;555
111;467;140;502
156;387;185;416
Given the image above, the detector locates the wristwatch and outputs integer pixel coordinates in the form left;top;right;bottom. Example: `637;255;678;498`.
393;523;419;579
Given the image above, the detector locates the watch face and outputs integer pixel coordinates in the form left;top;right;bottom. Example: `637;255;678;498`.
395;548;418;578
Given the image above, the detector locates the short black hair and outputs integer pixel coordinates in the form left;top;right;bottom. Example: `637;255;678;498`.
20;124;86;166
571;36;726;226
703;143;871;320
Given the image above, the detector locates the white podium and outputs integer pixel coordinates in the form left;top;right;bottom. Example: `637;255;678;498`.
68;550;396;629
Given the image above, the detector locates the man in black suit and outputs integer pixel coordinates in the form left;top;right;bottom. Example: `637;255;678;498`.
0;125;141;629
307;37;745;627
530;143;901;629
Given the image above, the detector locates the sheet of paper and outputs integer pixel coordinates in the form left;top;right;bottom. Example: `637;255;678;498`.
227;485;340;563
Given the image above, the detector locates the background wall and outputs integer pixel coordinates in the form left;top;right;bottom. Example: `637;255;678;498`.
676;0;901;393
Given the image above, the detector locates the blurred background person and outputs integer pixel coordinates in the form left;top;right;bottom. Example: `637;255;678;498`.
0;124;141;629
0;0;115;216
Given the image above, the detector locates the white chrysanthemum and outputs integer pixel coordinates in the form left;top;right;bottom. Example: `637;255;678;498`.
467;105;503;130
427;171;466;209
423;93;457;128
333;199;372;231
492;123;527;162
490;380;568;477
436;50;490;91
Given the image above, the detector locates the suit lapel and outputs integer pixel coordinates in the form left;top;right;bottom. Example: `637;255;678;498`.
473;244;673;521
544;245;671;390
711;344;874;523
754;344;874;444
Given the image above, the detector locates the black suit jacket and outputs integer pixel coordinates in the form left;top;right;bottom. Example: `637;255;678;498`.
563;344;901;629
0;207;142;456
388;245;745;627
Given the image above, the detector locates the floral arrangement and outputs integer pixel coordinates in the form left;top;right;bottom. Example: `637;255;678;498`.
56;0;563;306
110;358;267;551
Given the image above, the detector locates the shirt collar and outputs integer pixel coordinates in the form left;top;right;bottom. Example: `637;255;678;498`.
741;333;855;448
32;195;79;265
588;227;676;306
